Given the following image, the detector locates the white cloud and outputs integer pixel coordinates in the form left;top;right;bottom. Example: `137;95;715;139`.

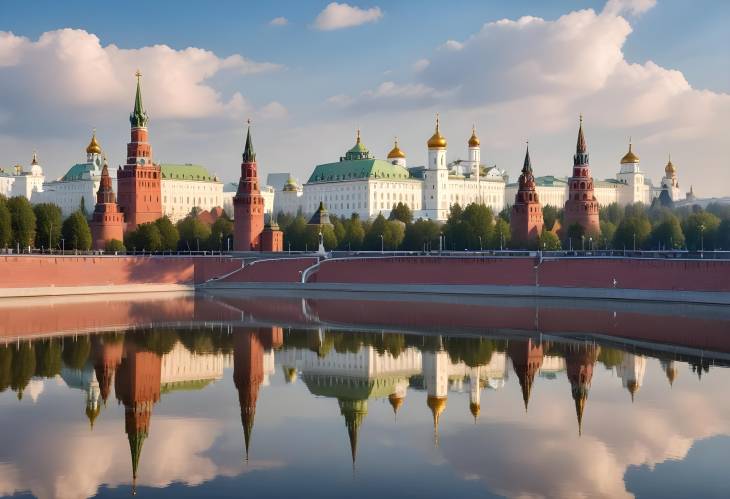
313;2;383;31
441;40;464;51
412;58;430;72
603;0;657;16
269;17;288;27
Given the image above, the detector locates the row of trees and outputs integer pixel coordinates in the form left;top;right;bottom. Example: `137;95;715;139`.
124;210;234;252
0;195;93;251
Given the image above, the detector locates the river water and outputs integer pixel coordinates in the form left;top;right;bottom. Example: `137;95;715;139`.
0;291;729;499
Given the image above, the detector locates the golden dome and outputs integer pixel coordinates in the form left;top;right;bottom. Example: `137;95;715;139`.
86;130;102;155
469;402;480;420
665;154;676;176
427;113;447;149
387;138;406;159
283;176;299;192
620;141;639;164
468;125;480;148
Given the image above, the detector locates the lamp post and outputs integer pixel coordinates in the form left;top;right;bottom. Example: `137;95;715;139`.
61;238;65;254
700;224;705;257
440;232;444;253
49;223;53;254
633;232;636;251
581;235;585;251
479;235;483;251
589;236;593;251
380;234;384;253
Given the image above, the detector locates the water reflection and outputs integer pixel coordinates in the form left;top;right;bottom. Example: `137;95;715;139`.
1;293;729;499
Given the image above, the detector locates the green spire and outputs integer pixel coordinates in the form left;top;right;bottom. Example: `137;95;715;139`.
522;142;532;174
128;429;147;494
242;120;256;163
129;71;149;128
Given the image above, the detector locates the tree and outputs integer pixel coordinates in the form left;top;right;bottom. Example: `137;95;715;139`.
490;218;510;249
35;339;62;378
364;213;388;250
565;223;585;250
132;222;163;252
403;218;440;251
283;215;307;250
600;202;623;225
462;203;494;250
62;336;91;370
600;221;617;249
0;196;11;248
717;219;730;250
33;203;62;249
305;224;337;250
61;211;92;251
208;216;233;251
79;196;88;217
538;230;561;250
683;211;721;250
332;217;346;247
389;202;413;224
650;215;685;250
613;216;651;250
7;196;36;248
177;216;211;251
105;239;126;253
542;205;559;231
341;214;365;250
384;220;405;249
155;216;180;251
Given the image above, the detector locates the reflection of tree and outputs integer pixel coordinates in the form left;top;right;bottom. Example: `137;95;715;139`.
0;345;13;393
132;329;178;356
34;339;62;378
11;342;36;399
372;334;407;359
598;347;625;370
444;337;497;367
333;332;363;354
62;336;91;370
178;329;216;354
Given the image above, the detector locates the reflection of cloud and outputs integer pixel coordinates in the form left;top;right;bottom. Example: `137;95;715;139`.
441;360;730;499
26;379;45;403
0;417;282;499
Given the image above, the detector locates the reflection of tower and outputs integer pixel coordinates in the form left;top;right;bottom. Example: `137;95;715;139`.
92;336;124;404
564;343;600;436
508;339;544;412
423;344;448;446
115;343;162;494
388;378;409;421
233;328;278;460
660;359;678;387
85;371;101;429
339;398;367;465
468;366;481;422
616;353;646;402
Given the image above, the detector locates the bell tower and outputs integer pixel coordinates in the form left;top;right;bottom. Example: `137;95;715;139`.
233;121;265;250
510;143;544;248
117;71;162;231
563;116;600;237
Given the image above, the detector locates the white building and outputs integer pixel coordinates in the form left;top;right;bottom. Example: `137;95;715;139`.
160;164;224;222
7;153;45;201
616;353;647;401
273;119;508;221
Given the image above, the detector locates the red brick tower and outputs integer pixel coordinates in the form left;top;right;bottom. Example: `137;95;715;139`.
90;162;125;249
233;122;265;250
92;335;123;404
115;342;162;494
117;71;162;231
508;338;544;411
510;144;544;248
563;116;600;237
233;328;265;459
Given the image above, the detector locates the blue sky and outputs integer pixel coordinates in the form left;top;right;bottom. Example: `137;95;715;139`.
1;0;728;195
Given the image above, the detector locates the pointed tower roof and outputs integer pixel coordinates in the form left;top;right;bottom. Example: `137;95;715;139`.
129;71;149;128
522;142;532;174
573;386;587;436
128;429;147;494
576;114;587;154
469;402;480;423
468;125;480;148
308;201;333;226
339;399;367;465
242;408;255;460
242;120;256;163
427;113;447;149
621;139;640;164
31;151;39;165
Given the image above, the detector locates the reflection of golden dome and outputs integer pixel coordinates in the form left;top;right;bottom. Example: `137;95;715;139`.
469;402;480;420
468;125;480;148
427;114;447;149
665;155;676;176
387;138;406;159
627;380;640;402
620;141;639;164
427;395;447;421
388;394;404;414
86;130;102;154
86;404;101;429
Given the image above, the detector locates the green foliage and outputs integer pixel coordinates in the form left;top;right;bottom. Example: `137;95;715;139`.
537;229;561;250
283;215;307;250
0;195;11;248
33;203;63;249
62;336;91;370
542;205;559;231
403;218;441;251
11;342;35;398
682;211;721;250
717;220;730;250
491;218;510;249
341;214;365;250
443;203;494;250
363;214;405;250
599;202;623;225
565;223;585;250
598;347;625;369
389;202;413;224
61;211;92;251
600;221;617;249
705;202;730;221
650;214;685;250
177;216;211;251
34;339;62;378
0;345;12;392
105;239;126;253
332;217;346;246
126;222;162;251
613;215;651;250
155;216;180;251
208;216;233;250
305;224;337;250
444;337;496;367
498;207;511;223
8;196;36;248
79;196;88;217
134;329;179;356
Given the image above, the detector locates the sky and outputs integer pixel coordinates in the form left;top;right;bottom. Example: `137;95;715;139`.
1;0;728;196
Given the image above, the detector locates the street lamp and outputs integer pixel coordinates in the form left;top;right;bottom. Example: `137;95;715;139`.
380;234;384;253
589;236;593;251
700;224;705;256
581;235;585;251
61;238;65;254
633;232;636;251
479;235;483;251
440;232;444;253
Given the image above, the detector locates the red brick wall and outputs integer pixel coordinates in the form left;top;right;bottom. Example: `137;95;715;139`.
220;257;317;283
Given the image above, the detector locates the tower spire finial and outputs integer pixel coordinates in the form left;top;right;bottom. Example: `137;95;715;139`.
129;70;148;128
356;128;361;144
242;120;256;163
435;112;440;132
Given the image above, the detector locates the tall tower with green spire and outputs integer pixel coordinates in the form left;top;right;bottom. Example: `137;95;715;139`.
233;121;266;251
117;70;162;230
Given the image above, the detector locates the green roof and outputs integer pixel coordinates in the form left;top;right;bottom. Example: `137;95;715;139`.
62;162;95;181
307;159;411;183
302;374;407;400
160;163;219;182
160;379;215;394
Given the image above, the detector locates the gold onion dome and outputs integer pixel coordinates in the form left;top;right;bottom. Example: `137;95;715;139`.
86;130;102;154
427;114;447;149
469;402;480;419
468;125;480;147
387;138;406;159
620;141;639;164
665;154;676;175
283;176;299;192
